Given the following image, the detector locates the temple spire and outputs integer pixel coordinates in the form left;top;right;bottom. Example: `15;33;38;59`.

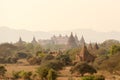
74;34;79;45
67;32;77;48
18;37;23;43
78;43;95;62
94;43;99;50
16;36;25;46
80;35;85;46
31;36;37;44
75;34;78;40
88;42;93;50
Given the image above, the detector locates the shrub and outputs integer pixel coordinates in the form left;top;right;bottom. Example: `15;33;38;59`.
36;52;46;59
94;75;105;80
56;54;71;65
27;57;41;65
5;57;18;63
65;48;80;60
81;75;105;80
47;69;57;80
42;60;63;71
41;54;54;63
36;66;49;80
12;71;32;80
15;52;28;59
19;71;32;80
0;66;7;77
93;55;109;69
70;62;97;76
81;76;94;80
36;60;61;80
98;53;120;73
109;45;120;55
12;71;21;79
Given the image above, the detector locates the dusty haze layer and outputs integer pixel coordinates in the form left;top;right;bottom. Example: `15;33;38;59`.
0;27;119;43
0;0;120;32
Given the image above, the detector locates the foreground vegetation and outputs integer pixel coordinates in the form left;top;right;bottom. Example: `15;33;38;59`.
0;39;119;80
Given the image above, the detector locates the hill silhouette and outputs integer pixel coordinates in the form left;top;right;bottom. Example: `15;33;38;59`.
0;27;120;43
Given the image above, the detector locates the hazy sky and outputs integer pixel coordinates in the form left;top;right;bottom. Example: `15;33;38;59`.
0;0;120;32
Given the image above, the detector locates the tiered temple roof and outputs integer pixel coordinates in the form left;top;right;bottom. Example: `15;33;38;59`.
79;35;85;46
31;36;38;44
16;37;26;46
67;32;78;48
77;43;95;62
94;43;99;50
88;42;93;50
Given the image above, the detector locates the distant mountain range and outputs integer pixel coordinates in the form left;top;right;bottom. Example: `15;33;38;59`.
0;27;120;43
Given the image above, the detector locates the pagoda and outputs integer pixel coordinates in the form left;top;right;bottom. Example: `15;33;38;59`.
88;42;93;50
79;35;85;46
31;36;38;45
94;43;99;50
67;32;78;48
76;43;95;62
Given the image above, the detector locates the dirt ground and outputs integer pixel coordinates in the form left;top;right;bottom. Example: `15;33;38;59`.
0;59;120;80
5;64;38;75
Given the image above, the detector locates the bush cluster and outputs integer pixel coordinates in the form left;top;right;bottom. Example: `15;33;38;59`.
81;75;105;80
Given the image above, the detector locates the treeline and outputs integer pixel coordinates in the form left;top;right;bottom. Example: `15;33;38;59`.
0;39;120;80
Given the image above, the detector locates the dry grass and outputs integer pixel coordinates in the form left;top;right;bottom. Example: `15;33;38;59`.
5;64;39;74
0;59;120;80
0;59;39;77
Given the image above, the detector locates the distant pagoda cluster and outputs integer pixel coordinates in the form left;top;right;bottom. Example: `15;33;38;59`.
15;32;98;49
38;32;85;47
16;36;38;45
75;42;99;63
51;34;69;45
15;32;99;62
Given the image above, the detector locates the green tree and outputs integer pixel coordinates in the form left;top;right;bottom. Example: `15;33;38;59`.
47;69;57;80
43;60;63;71
19;71;32;80
110;45;120;55
36;60;62;80
41;54;54;63
27;57;41;65
12;71;32;80
70;62;97;76
36;66;49;80
12;71;21;79
81;75;105;80
15;52;28;59
56;54;71;65
0;66;7;77
98;53;120;73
